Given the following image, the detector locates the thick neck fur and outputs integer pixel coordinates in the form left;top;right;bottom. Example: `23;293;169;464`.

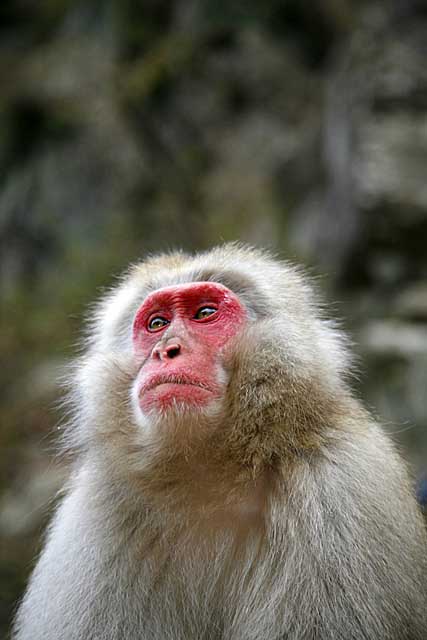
69;442;329;640
73;462;287;640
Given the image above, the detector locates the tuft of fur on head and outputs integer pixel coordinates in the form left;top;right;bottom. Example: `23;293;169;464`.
62;244;357;511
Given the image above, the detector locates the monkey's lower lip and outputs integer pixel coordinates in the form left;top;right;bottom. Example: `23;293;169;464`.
140;375;213;394
154;381;209;389
139;381;215;410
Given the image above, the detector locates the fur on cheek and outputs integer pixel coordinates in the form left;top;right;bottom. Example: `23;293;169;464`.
221;324;348;471
68;352;139;450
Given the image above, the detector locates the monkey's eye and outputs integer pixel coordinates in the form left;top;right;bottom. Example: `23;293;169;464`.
148;316;169;332
194;306;218;320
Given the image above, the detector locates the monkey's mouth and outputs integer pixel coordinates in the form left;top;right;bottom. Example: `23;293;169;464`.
136;372;219;412
142;374;213;394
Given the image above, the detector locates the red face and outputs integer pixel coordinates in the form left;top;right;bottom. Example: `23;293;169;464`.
132;282;247;413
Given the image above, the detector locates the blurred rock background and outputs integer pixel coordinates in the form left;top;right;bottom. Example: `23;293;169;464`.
1;0;427;634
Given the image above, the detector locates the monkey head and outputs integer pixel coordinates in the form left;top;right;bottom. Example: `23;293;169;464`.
70;245;352;499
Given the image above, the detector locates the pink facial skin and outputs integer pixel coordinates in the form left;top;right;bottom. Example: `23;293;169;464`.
132;282;247;413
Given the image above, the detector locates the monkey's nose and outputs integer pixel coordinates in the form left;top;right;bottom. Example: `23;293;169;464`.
153;342;181;361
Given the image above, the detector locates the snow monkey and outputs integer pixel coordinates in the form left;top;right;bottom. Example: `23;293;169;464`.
13;245;427;639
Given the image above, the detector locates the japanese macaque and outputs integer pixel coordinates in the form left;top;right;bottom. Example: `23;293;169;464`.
13;245;427;639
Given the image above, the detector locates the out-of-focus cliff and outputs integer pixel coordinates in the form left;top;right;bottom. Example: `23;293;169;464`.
1;1;427;634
